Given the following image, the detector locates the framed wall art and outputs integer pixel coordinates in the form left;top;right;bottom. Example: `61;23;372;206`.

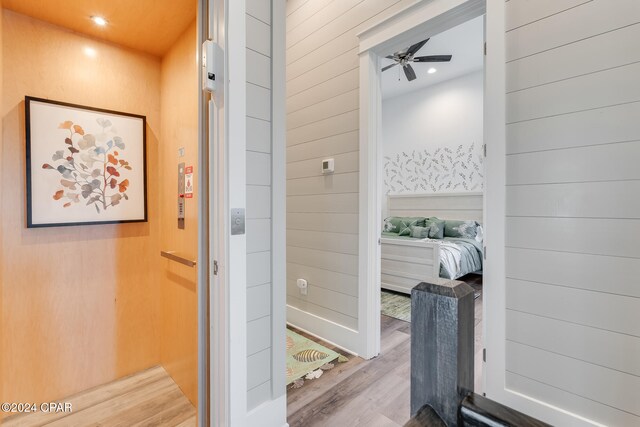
25;96;147;227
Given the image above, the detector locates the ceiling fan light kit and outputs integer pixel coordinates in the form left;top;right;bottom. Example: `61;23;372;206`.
382;38;452;82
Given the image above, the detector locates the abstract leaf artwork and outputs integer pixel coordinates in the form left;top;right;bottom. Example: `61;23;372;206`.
384;142;483;195
26;97;147;227
43;118;132;212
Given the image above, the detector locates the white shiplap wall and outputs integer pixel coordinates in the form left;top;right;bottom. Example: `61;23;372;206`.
285;0;416;351
505;1;640;425
246;0;273;411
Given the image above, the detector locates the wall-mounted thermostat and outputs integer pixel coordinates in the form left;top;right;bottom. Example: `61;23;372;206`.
322;158;334;174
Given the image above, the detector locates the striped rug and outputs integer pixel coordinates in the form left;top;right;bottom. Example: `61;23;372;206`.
381;290;412;322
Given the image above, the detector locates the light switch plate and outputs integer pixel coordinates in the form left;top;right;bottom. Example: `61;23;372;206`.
230;208;245;235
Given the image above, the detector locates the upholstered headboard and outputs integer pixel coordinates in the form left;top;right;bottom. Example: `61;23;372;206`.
387;192;483;223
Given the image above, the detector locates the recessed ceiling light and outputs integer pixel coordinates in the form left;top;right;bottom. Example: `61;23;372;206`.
427;68;437;74
83;47;97;58
91;16;108;26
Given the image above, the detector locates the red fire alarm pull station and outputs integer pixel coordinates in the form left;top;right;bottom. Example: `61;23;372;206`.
185;166;194;199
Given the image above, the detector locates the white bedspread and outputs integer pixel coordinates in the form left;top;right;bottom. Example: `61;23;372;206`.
439;241;464;279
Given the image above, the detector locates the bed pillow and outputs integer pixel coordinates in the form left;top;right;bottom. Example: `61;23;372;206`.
397;218;423;236
409;225;430;238
424;218;445;239
384;216;425;234
382;217;398;233
444;219;480;239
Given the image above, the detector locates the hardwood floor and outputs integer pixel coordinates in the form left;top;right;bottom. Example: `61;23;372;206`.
287;274;483;427
2;366;196;427
287;316;412;427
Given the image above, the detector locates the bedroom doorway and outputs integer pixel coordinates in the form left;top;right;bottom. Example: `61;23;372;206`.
356;0;489;397
378;15;486;393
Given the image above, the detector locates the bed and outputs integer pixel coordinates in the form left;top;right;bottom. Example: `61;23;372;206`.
380;192;484;294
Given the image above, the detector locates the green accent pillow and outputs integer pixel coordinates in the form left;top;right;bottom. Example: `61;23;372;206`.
410;225;430;238
444;220;480;239
382;217;398;233
384;216;425;234
398;218;422;236
424;218;445;239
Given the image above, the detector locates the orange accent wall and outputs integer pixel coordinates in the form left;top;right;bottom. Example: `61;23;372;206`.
0;10;162;407
159;21;199;406
0;2;5;411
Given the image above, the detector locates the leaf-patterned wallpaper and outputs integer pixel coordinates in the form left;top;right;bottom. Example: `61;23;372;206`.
384;142;483;194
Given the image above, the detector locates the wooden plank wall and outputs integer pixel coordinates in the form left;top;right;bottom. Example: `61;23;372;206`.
388;192;484;223
246;0;274;411
504;1;640;425
285;0;416;342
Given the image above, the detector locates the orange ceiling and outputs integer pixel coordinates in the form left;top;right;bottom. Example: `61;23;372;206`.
2;0;197;57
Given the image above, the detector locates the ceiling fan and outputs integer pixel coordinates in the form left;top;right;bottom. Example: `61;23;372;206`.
382;38;452;82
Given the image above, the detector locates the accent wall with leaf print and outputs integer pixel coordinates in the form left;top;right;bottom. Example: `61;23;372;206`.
25;97;147;227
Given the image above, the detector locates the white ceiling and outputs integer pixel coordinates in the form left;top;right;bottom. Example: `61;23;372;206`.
381;16;484;100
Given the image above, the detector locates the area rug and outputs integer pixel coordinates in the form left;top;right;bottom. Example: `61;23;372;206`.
381;290;412;322
286;329;346;388
381;288;482;322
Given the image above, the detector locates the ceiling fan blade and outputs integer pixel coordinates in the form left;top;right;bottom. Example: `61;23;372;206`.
406;38;430;56
385;55;396;59
403;64;417;81
381;62;399;72
413;55;453;62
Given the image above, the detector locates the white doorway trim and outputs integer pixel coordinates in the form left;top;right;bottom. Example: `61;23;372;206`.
356;0;487;360
209;1;288;426
225;0;248;424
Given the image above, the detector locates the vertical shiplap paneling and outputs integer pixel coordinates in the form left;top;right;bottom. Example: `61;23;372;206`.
246;0;273;411
505;1;640;425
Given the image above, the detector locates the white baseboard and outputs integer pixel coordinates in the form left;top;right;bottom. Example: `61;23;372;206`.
246;394;287;427
286;304;362;356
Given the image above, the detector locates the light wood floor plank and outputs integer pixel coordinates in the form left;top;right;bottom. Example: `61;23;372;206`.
3;366;168;427
45;377;176;426
287;325;411;426
174;416;197;427
98;387;191;427
2;366;195;427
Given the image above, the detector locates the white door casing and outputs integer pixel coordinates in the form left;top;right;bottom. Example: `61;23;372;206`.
210;0;287;426
356;0;486;359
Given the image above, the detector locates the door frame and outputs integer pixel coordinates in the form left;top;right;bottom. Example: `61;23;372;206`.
200;0;248;425
203;1;288;426
198;0;234;426
356;0;488;360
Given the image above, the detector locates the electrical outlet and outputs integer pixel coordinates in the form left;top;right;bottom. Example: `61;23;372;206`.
296;278;308;296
